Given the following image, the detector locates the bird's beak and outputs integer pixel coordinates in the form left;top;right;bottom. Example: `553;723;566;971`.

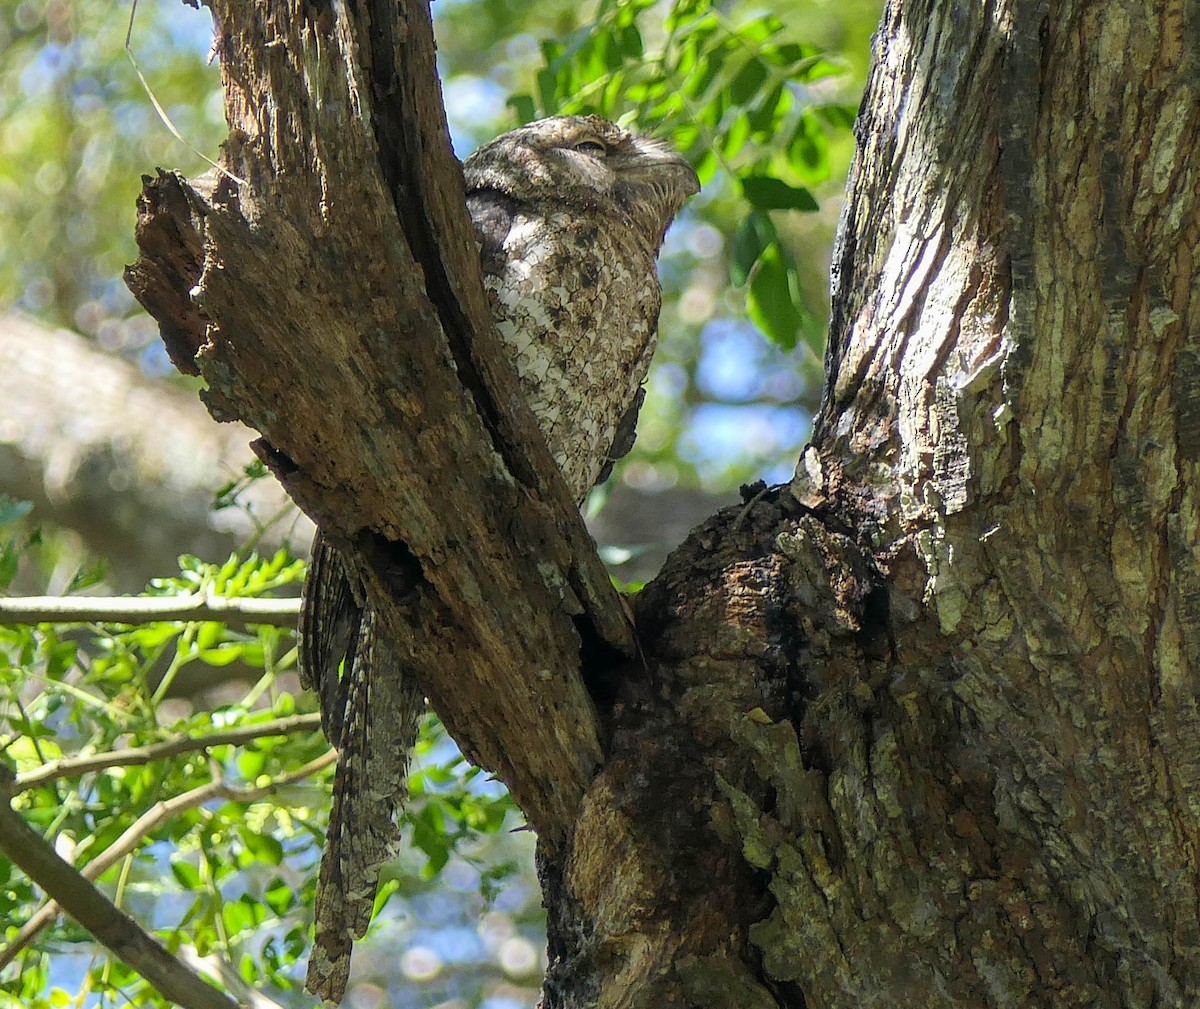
637;140;700;186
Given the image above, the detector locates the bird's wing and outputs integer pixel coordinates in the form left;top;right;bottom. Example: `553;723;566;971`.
302;544;424;1003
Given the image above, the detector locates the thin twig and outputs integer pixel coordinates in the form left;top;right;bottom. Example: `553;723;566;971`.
125;0;245;186
177;945;289;1009
0;594;300;627
8;713;324;794
0;751;336;972
732;484;772;533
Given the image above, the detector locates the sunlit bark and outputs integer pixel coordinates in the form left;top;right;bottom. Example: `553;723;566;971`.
128;0;1200;1005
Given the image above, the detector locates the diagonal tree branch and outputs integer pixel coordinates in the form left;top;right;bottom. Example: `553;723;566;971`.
0;795;242;1009
125;0;631;847
0;752;335;972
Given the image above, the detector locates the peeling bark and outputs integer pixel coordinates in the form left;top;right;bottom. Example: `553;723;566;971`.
127;0;1200;1006
127;0;629;844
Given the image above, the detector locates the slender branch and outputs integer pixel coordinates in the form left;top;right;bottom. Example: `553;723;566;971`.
177;945;289;1009
0;751;336;972
0;595;300;627
8;712;325;795
0;799;242;1009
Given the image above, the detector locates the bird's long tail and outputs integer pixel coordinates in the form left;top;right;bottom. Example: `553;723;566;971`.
300;535;424;1004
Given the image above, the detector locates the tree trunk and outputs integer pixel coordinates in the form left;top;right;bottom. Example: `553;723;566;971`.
127;1;1200;1007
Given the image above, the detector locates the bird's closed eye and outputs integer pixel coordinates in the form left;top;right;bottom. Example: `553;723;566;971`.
574;140;608;156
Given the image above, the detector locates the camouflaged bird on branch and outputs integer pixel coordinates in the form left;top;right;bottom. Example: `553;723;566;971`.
300;115;698;1003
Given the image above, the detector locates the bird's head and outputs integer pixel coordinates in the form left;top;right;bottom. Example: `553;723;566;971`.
463;115;700;248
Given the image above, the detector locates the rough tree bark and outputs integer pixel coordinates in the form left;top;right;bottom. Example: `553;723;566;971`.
126;0;1200;1007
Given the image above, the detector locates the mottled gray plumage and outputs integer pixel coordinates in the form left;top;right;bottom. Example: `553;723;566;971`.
465;115;699;497
301;538;422;1004
303;115;697;1003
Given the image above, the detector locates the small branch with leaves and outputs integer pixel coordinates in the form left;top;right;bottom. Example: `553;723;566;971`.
0;786;243;1009
0;750;335;973
4;711;322;795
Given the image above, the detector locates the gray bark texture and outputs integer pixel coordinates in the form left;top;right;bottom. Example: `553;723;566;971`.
125;0;1200;1006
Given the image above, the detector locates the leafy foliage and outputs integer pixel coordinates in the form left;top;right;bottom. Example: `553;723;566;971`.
1;546;524;1008
512;0;856;353
2;550;311;1004
0;0;224;352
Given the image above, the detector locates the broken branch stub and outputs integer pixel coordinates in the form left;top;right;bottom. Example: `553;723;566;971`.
125;0;631;845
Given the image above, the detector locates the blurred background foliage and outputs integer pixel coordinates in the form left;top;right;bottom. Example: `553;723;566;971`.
0;0;882;1006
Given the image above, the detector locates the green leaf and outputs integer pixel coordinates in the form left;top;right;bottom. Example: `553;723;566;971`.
746;84;788;134
788;113;831;183
618;23;643;58
741;175;819;212
171;861;202;890
284;925;306;960
507;94;537;125
739;13;785;44
241;828;284;866
238;749;267;781
796;54;844;83
198;643;247;667
412;803;450;875
815;102;859;129
66;557;109;593
372;877;400;918
729;56;768;104
747;243;807;351
730;210;777;286
536;64;559;115
123;621;181;649
720;113;751;159
195;621;224;651
0;541;18;590
222;895;264;933
217;553;241;586
44;640;78;679
264;878;296;915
